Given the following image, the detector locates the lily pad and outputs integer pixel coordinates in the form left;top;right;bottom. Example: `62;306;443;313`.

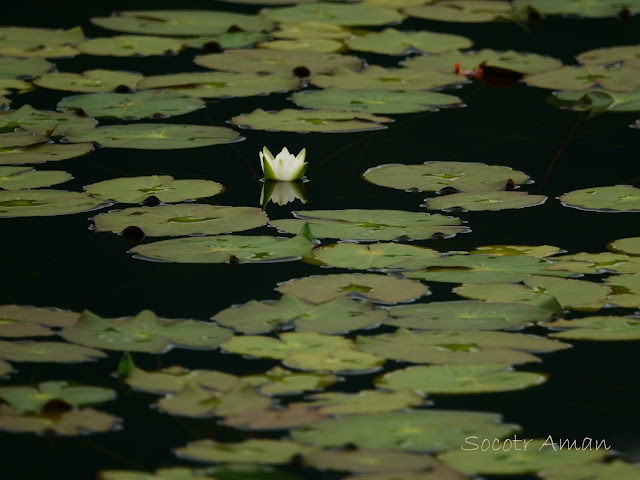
85;176;223;204
363;162;530;193
608;237;640;255
0;79;31;96
345;28;472;55
138;72;300;98
453;283;563;314
125;365;239;394
277;273;429;304
272;22;353;41
0;340;106;363
34;70;144;93
405;1;514;22
438;438;607;474
60;310;232;353
385;300;552;330
548;88;640;113
606;274;640;308
0;304;78;338
76;35;185;57
91;10;272;36
175;439;306;464
376;364;546;394
283;348;385;372
292;410;519;451
577;45;640;66
57;91;205;120
260;3;405;26
194;49;362;75
0;167;72;190
231;109;391;133
559;185;640;212
223;403;325;429
425;191;547;212
0;26;83;58
302;448;439;473
0;381;115;413
0;190;108;218
63;124;242;149
306;389;423;415
0;57;53;79
0;143;94;166
544;252;640;274
292;89;462;114
468;245;562;258
525;66;640;92
539;460;640;480
308;242;440;270
524;276;611;311
241;366;337;396
546;316;640;341
0;360;12;377
182;32;269;50
512;0;640;17
94;204;266;236
0;405;118;435
0;132;48;149
259;38;344;53
0;105;97;136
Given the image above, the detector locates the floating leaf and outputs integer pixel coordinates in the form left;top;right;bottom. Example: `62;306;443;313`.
125;365;239;395
0;57;53;79
376;364;546;394
0;79;31;97
278;273;429;304
539;460;640;480
176;439;307;464
512;0;640;17
546;316;640;341
0;143;94;166
0;381;115;413
454;283;562;314
241;366;337;396
308;242;440;270
271;21;352;41
0;405;118;435
0;105;97;136
131;234;314;263
405;1;514;22
425;191;547;212
468;245;562;258
57;91;205;120
261;3;405;26
182;32;269;49
292;410;519;451
34;70;144;93
524;275;611;311
224;403;325;429
0;340;106;363
0;360;12;377
345;28;472;55
259;38;344;53
0;132;48;149
363;162;530;193
303;448;439;473
0;167;72;190
85;176;223;204
606;274;640;308
0;26;83;58
231;108;391;133
385;300;552;331
525;66;640;92
608;237;640;255
0;304;78;338
438;438;608;474
306;389;423;415
283;348;385;372
76;35;185;57
292;89;462;114
559;185;640;212
545;252;640;274
577;45;640;66
0;190;108;218
63;124;242;149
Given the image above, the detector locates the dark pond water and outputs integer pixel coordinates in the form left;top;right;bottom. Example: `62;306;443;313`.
2;1;640;479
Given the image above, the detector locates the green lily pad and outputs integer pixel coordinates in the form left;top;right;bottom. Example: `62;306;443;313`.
606;274;640;308
539;460;640;480
608;237;640;255
405;1;514;22
0;142;94;165
546;316;640;341
223;403;325;429
376;364;546;394
0;79;31;96
303;448;439;473
0;340;106;363
0;360;12;377
241;366;337;396
85;176;223;204
63;124;242;149
0;405;118;435
76;35;185;57
308;242;440;270
214;294;388;334
548;88;640;113
259;38;344;53
271;209;465;241
0;304;78;338
277;273;429;304
468;245;562;258
131;234;314;263
194;49;362;75
577;45;640;66
438;438;608;474
231;108;391;133
0;381;115;413
94;204;266;236
292;89;462;114
545;252;640;274
346;28;472;55
0;132;48;149
363;161;530;193
559;185;640;211
176;439;307;464
272;21;353;41
0;105;97;136
292;410;519;451
0;26;83;58
125;365;239;394
385;300;552;330
91;10;272;36
0;57;53;79
0;167;72;190
306;389;423;415
525;66;640;92
454;283;563;314
181;32;269;50
34;69;144;93
283;348;385;372
512;0;640;17
261;3;405;26
311;66;463;91
138;72;300;98
524;276;611;311
57;91;205;120
425;191;547;212
401;49;563;75
0;189;108;218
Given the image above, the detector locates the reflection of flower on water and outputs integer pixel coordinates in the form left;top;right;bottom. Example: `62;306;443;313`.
259;146;307;182
260;181;307;207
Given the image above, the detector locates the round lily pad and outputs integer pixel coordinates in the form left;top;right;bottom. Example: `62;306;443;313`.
283;348;385;373
405;1;514;23
175;439;306;464
260;3;405;26
0;340;106;363
608;237;640;255
577;45;640;66
292;89;462;114
259;38;344;53
0;167;72;190
57;91;205;120
524;276;611;311
241;366;337;396
606;274;640;308
512;0;640;17
271;22;353;41
85;175;223;204
0;26;83;58
306;389;423;414
546;316;640;341
363;162;530;193
469;244;562;258
223;402;325;430
0;105;98;136
63;124;242;149
131;234;313;263
0;381;115;413
277;273;429;304
0;360;12;377
231;109;391;133
0;190;108;218
0;132;48;149
544;252;640;274
525;66;640;92
34;70;144;93
0;143;94;166
425;191;547;212
376;364;546;394
182;32;269;50
346;28;472;55
308;242;440;270
0;304;78;338
454;283;562;314
0;57;53;79
76;35;185;57
559;185;640;212
0;406;118;435
302;448;438;473
125;365;239;395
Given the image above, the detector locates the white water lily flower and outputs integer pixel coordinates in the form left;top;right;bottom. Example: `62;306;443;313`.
259;146;307;181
